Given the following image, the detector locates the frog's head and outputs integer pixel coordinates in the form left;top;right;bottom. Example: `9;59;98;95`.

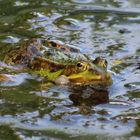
29;56;112;87
67;59;112;86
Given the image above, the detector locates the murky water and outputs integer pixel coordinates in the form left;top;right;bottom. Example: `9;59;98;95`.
0;0;140;140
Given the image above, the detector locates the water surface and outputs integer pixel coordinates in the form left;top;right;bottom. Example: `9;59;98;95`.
0;0;140;140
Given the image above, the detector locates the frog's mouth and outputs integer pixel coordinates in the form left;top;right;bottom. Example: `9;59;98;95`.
67;69;112;86
68;70;101;83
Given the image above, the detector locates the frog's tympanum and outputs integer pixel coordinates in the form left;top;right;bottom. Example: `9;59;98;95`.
2;38;112;87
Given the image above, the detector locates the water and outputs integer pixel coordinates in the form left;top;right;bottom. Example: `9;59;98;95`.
0;0;140;139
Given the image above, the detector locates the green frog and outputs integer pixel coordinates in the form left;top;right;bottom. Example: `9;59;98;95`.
29;56;112;87
3;38;112;87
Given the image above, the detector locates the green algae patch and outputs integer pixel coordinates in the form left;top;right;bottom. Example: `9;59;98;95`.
0;125;21;140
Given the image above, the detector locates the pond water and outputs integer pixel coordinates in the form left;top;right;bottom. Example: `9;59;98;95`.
0;0;140;140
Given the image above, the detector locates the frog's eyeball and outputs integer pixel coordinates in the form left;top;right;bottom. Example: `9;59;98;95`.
77;62;83;67
77;62;89;71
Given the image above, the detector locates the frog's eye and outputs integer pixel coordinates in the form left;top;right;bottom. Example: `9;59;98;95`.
77;62;89;71
103;60;108;68
77;62;83;67
93;57;108;68
99;59;107;68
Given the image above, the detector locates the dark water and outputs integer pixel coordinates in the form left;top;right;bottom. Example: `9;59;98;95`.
0;0;140;140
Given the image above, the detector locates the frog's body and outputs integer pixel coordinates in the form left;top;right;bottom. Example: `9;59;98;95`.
4;39;42;65
3;39;112;87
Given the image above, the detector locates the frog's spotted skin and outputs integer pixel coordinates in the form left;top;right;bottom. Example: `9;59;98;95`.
46;39;80;53
29;56;112;86
3;38;112;87
42;39;87;63
4;39;43;65
29;57;89;74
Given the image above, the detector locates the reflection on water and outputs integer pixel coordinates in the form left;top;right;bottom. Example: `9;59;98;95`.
69;86;109;106
0;0;140;139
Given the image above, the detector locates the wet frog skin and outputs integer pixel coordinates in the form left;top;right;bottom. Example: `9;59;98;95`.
3;39;112;87
4;39;43;65
29;56;112;86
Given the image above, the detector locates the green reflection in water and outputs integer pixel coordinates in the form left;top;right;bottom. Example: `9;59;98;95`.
0;125;21;140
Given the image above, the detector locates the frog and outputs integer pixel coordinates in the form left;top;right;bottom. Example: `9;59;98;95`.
2;38;112;87
29;56;112;87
